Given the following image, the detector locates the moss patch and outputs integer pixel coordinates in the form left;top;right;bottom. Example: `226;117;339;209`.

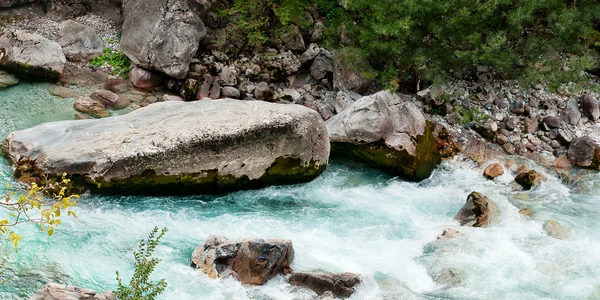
331;126;441;181
13;156;328;196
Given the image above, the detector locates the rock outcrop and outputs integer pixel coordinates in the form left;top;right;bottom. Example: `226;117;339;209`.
454;192;495;227
191;235;294;285
327;91;441;181
29;283;115;300
121;0;207;79
288;272;362;298
6;100;329;195
0;30;66;81
58;20;104;62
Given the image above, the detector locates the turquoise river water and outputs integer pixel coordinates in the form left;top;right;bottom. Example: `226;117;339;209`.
1;83;600;299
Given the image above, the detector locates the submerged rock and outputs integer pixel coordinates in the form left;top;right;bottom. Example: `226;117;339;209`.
0;70;18;89
90;90;129;109
483;162;504;179
288;272;362;298
121;0;206;78
29;283;115;300
74;96;109;118
514;170;547;190
0;30;66;81
327;91;441;181
6;100;329;195
437;228;464;240
191;235;294;285
544;220;568;239
454;192;495;227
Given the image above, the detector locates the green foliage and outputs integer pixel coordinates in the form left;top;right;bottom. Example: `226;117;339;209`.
1;174;78;252
89;48;132;79
114;227;168;300
457;106;488;125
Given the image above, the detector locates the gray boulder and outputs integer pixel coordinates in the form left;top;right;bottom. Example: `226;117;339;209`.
6;100;329;195
581;94;600;121
310;56;333;80
46;0;90;21
327;91;441;181
333;55;373;94
29;283;115;300
121;0;207;79
0;30;66;81
562;98;581;126
58;20;104;62
191;236;294;285
288;272;362;298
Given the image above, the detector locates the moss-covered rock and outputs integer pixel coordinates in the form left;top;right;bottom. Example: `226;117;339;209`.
327;91;441;181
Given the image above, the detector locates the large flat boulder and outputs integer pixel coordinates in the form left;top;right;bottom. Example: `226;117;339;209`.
29;283;115;300
121;0;207;79
0;30;66;81
191;236;294;285
326;91;440;181
6;100;329;195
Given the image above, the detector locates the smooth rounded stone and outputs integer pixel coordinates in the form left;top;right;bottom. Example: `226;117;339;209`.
514;170;547;190
544;220;568;239
543;116;561;129
497;134;509;145
510;101;525;115
483;162;504;179
121;0;207;79
7;100;329;194
221;86;241;99
454;192;496;227
104;75;129;94
209;82;221;99
90;90;129;109
580;94;600;121
0;70;19;89
288;272;362;298
130;67;163;91
568;136;600;169
310;56;333;80
502;142;516;154
191;235;294;285
162;94;183;101
73;96;109;118
48;85;77;98
552;156;573;169
0;30;66;81
436;228;463;240
217;66;237;86
519;208;533;217
254;81;272;100
562;98;581;126
327;91;441;181
58;20;103;62
29;283;115;300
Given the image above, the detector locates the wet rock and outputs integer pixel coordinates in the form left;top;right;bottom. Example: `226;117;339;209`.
544;220;568;239
104;76;129;94
514;170;547;190
74;96;109;118
519;208;533;217
130;67;163;91
568;136;600;169
29;283;115;300
437;228;463;240
454;192;495;227
90;90;129;109
48;85;77;98
327;91;441;181
222;86;241;99
483;163;504;179
543;116;561;129
58;20;103;62
191;236;294;285
7;100;329;194
580;94;599;121
552;157;573;170
288;272;362;298
0;30;66;82
562;99;581;126
121;0;207;78
310;56;333;80
0;70;19;89
434;268;463;287
502;143;516;155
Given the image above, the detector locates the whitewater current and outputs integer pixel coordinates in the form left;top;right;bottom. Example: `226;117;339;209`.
1;83;600;299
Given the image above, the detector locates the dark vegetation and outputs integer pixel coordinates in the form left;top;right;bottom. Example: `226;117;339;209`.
212;0;600;90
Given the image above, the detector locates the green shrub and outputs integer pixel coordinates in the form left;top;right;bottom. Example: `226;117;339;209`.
89;48;132;79
114;227;168;300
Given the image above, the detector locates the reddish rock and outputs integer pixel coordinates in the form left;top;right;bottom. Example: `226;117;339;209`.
514;170;547;190
483;163;504;179
130;67;162;91
74;96;109;118
454;192;495;227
